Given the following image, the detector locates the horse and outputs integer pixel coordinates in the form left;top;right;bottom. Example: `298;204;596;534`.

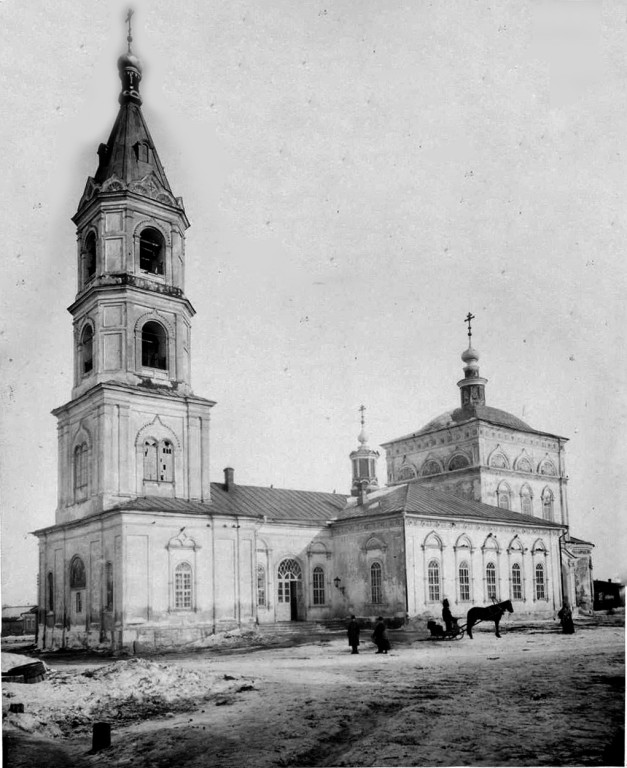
466;600;513;639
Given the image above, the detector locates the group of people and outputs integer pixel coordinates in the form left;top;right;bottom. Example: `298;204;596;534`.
347;615;390;654
347;596;575;652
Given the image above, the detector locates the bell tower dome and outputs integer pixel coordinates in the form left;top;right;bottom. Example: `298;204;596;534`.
457;312;487;411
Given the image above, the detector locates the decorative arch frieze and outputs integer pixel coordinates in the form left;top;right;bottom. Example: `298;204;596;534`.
448;452;471;471
71;420;92;449
166;530;200;551
454;534;473;553
531;538;548;555
134;310;175;339
538;456;558;476
101;176;125;193
514;451;534;473
507;535;525;553
421;457;443;476
488;446;510;470
363;536;387;554
135;415;180;449
397;462;417;481
481;534;500;553
422;531;444;551
307;541;331;559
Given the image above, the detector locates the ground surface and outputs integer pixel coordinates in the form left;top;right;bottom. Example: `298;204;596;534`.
2;617;624;767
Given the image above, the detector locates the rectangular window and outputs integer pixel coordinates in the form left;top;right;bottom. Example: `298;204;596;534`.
535;565;546;600
75;591;83;613
105;562;114;611
175;568;192;609
428;562;440;602
458;564;470;601
370;564;382;604
511;566;522;600
257;566;266;607
486;565;497;600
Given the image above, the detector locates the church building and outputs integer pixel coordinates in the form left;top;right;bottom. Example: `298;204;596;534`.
34;33;594;652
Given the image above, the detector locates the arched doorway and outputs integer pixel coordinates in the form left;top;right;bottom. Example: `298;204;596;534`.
277;558;302;621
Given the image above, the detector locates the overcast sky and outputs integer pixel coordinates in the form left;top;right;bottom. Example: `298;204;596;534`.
1;0;625;605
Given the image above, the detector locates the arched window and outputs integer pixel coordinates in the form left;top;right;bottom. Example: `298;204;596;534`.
542;488;554;521
47;572;54;612
105;561;114;611
458;561;470;602
312;566;325;605
511;563;522;600
134;141;151;163
81;325;94;375
486;562;497;600
427;560;440;602
535;563;546;600
497;482;511;510
74;442;88;500
520;485;533;516
84;232;96;282
139;227;164;275
142;321;168;370
516;456;533;473
449;454;470;471
257;564;266;607
421;460;442;477
174;562;193;609
143;439;158;481
70;556;86;589
370;562;382;604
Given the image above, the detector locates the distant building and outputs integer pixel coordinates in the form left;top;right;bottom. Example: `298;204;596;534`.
2;606;37;637
593;580;625;612
33;29;594;652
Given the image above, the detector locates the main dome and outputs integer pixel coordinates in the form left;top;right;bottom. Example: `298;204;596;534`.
412;405;535;437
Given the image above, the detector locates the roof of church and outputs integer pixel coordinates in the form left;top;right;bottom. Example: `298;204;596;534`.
110;485;347;521
382;405;566;444
336;483;565;529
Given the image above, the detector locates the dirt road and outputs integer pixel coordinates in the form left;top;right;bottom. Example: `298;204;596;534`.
3;620;624;767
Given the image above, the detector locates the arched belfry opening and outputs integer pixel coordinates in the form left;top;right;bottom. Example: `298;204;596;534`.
80;325;94;375
84;232;96;282
139;227;164;275
141;321;168;370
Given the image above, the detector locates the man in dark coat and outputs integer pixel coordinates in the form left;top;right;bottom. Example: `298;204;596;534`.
372;616;390;654
347;615;360;654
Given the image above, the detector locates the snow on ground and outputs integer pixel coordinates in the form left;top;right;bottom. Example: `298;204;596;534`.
2;617;624;767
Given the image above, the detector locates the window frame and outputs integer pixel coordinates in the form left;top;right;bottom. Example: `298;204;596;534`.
535;563;546;600
486;562;497;601
458;560;471;602
427;559;441;603
312;566;325;606
511;563;523;600
141;321;168;371
174;561;193;610
139;227;165;276
370;561;383;604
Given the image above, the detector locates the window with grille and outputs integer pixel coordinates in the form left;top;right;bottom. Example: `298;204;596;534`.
312;566;325;605
428;560;440;602
277;559;301;603
74;443;88;500
105;562;114;611
257;565;266;607
144;439;174;483
486;562;497;600
458;561;470;601
370;562;382;604
174;562;192;609
75;591;82;613
47;572;54;612
511;563;522;600
535;563;546;600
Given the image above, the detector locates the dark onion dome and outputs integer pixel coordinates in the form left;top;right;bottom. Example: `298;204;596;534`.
117;52;142;73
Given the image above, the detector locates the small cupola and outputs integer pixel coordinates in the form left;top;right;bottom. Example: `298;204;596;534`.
350;406;379;498
457;312;487;411
118;11;143;105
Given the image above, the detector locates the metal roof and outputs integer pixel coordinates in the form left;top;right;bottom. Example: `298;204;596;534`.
337;483;564;529
111;484;347;522
382;405;567;445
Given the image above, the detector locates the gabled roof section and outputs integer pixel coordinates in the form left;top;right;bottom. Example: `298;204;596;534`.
336;483;564;529
108;485;348;522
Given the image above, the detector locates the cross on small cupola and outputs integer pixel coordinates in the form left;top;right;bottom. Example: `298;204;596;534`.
457;311;487;411
350;404;379;499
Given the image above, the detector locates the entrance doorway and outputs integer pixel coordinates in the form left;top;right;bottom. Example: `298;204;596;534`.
277;559;302;621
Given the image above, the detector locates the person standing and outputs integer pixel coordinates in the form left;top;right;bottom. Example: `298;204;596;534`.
442;598;455;634
558;600;575;634
347;615;360;654
372;616;390;654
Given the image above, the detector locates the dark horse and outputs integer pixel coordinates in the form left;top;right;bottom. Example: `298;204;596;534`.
466;600;513;639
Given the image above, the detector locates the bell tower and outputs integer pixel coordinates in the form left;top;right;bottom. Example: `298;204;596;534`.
350;406;380;497
53;22;215;523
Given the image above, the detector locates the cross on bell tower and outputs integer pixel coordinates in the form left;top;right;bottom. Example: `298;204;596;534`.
349;405;379;499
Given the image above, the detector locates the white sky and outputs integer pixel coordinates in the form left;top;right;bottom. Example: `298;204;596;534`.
1;0;625;604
